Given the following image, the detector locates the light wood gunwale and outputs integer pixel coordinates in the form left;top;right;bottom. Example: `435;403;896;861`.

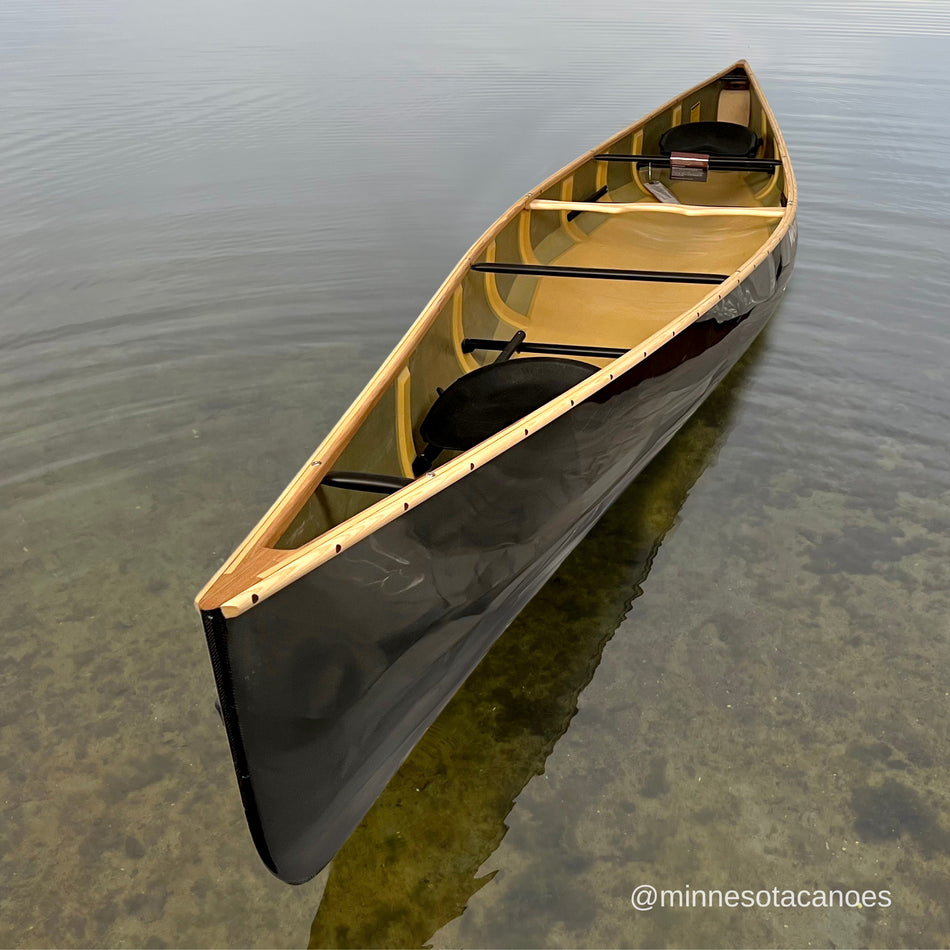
197;60;797;619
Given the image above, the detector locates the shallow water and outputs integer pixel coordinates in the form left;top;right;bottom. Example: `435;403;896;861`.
2;1;950;947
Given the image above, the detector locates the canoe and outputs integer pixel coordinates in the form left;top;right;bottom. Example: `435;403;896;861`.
196;60;797;885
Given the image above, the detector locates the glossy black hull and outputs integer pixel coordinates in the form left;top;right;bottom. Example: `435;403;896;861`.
203;223;796;884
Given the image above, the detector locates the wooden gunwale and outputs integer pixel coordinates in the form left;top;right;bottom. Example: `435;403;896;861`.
197;60;797;619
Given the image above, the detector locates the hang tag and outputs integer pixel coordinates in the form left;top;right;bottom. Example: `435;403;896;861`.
670;151;709;182
643;180;680;204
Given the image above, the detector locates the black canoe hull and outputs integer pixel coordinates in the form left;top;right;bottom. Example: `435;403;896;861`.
202;221;796;884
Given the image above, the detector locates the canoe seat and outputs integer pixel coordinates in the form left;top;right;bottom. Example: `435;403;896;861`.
659;121;759;158
412;357;596;475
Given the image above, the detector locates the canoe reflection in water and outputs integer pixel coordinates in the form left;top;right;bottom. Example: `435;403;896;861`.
309;332;770;949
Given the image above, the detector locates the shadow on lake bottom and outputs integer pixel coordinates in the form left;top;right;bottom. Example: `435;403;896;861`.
308;332;771;949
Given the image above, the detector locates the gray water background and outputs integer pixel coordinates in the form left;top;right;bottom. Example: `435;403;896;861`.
2;0;950;946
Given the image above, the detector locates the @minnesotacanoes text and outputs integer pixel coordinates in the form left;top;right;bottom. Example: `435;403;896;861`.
630;884;892;911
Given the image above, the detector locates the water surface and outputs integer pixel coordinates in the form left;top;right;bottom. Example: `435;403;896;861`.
2;1;949;947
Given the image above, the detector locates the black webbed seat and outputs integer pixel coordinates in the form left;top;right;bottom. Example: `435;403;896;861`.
421;357;596;451
412;354;596;475
659;121;759;158
323;332;602;488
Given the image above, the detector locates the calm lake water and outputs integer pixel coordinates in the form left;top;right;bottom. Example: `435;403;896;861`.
3;1;950;947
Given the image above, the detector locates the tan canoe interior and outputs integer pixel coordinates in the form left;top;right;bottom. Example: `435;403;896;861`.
197;64;792;612
275;71;787;551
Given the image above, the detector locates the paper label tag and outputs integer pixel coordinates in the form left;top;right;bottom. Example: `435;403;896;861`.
643;181;680;204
